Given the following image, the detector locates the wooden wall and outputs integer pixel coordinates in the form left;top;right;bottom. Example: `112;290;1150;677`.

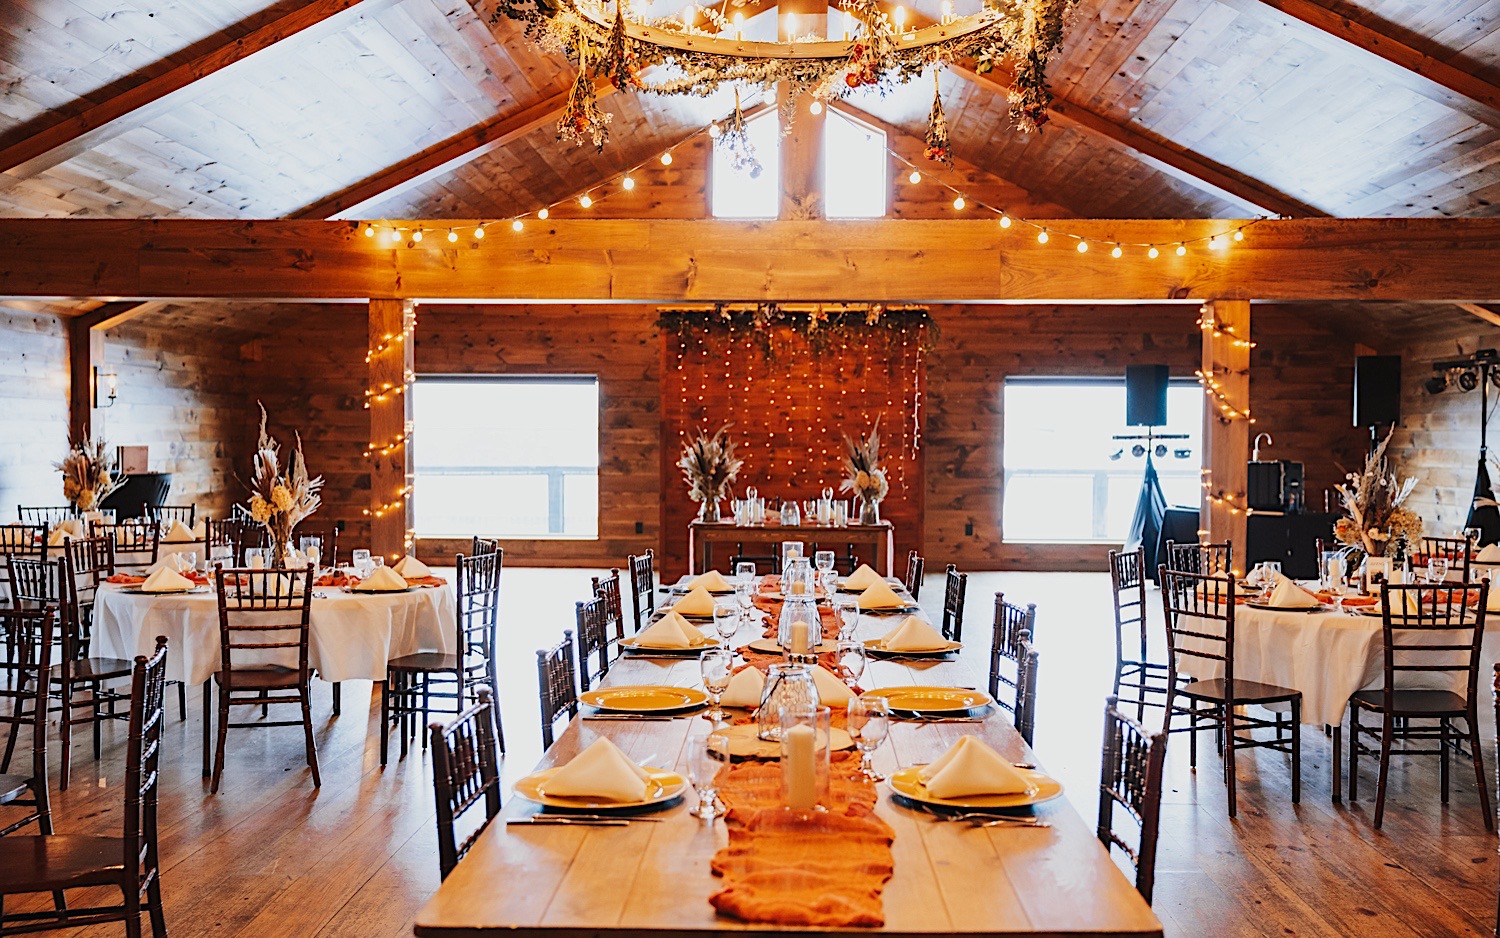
0;307;69;517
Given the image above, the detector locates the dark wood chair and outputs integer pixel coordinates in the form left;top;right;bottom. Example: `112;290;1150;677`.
575;597;612;691
988;592;1039;746
903;550;925;601
0;592;53;838
1420;536;1471;583
941;564;968;642
292;523;340;568
1347;582;1491;830
55;546;138;790
0;523;47;594
471;536;500;557
627;549;656;635
1165;539;1234;577
145;504;196;528
1097;694;1168;904
592;568;626;652
16;507;74;528
208;564;320;793
381;551;503;765
1160;566;1301;818
430;686;503;881
0;635;169;937
536;630;578;749
94;521;160;568
206;517;266;565
1109;547;1176;721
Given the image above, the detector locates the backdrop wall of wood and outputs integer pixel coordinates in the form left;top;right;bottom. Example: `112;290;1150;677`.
0;307;70;516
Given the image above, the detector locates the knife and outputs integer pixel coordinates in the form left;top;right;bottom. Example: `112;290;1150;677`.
506;817;631;827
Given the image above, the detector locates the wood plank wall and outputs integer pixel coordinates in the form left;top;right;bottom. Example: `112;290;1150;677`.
0;306;69;516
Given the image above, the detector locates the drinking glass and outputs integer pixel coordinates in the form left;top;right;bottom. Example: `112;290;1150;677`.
712;603;738;647
818;569;839;600
688;729;730;820
1427;556;1450;584
352;549;372;577
372;556;385;568
181;552;196;572
846;696;890;781
700;648;733;721
735;561;756;586
1466;527;1483;547
734;581;755;619
836;640;867;688
814;550;836;575
836;599;860;641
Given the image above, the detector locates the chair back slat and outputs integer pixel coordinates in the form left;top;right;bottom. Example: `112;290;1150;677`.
575;598;612;691
1421;537;1472;583
214;565;314;682
627;549;656;635
146;504;196;527
1109;548;1149;666
536;631;579;749
904;550;925;601
456;550;502;693
1164;540;1233;577
471;536;500;558
1097;695;1167;903
61;535;113;661
292;524;340;568
94;521;160;566
1159;568;1236;681
0;592;54;836
430;686;503;880
592;569;625;648
942;564;968;642
987;591;1039;745
1377;583;1488;706
123;636;169;904
17;505;74;527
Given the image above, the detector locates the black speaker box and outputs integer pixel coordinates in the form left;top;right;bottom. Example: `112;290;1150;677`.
1126;365;1169;427
1354;355;1402;427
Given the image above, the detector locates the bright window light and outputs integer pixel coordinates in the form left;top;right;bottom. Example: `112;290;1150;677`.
824;109;886;218
711;109;780;219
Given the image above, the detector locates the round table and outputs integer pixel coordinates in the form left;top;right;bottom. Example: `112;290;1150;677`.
93;582;458;685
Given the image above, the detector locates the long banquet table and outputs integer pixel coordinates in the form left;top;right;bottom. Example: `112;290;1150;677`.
413;587;1163;938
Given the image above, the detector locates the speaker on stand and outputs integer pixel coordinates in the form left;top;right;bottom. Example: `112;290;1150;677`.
1354;355;1402;455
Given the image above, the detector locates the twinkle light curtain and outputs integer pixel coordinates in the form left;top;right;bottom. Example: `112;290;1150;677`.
658;306;932;575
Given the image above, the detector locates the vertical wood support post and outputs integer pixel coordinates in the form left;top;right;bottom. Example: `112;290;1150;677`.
1199;299;1252;573
777;0;827;219
368;298;415;561
67;317;104;443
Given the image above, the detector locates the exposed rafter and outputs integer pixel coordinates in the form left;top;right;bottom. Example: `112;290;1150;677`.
1456;303;1500;329
0;0;396;179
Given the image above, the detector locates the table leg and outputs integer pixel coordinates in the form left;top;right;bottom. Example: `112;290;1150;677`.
201;680;212;778
1331;724;1341;804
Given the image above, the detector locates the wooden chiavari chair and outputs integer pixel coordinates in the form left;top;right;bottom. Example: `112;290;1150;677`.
592;568;626;651
292;523;340;568
1164;539;1234;576
627;549;656;635
208;516;267;565
56;545;139;790
145;504;196;528
1347;582;1491;830
16;506;73;528
1420;536;1472;583
1109;547;1176;720
95;520;159;568
431;686;503;881
575;597;612;692
903;550;925;601
536;631;578;749
208;564;320;793
941;564;968;642
1097;695;1168;904
0;523;46;600
0;636;169;937
471;536;500;558
0;593;53;838
1159;566;1301;817
381;551;503;765
988;592;1039;746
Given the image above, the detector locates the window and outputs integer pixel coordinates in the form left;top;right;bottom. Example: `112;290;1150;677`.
413;377;599;539
1002;379;1203;543
711;109;781;219
710;106;887;218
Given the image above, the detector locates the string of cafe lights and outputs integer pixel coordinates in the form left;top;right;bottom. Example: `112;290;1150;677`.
360;302;419;561
1196;303;1256;349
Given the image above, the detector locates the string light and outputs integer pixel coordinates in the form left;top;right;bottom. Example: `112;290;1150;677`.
512;219;524;232
538;207;550;220
952;195;965;210
1076;239;1088;253
1147;246;1159;259
661;152;674;166
411;229;423;243
474;224;484;239
999;213;1011;228
622;176;636;190
1110;244;1123;258
1196;304;1256;348
447;229;458;243
1233;229;1244;241
908;169;921;184
579;194;594;208
1194;369;1255;423
1175;243;1187;256
364;225;375;238
1037;229;1049;244
809;100;823;115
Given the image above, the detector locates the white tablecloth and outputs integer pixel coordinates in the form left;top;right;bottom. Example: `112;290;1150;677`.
93;583;458;685
1181;602;1500;726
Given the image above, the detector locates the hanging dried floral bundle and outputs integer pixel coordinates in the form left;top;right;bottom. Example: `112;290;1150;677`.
56;438;117;511
1333;431;1421;557
840;416;889;505
557;43;613;150
716;92;762;178
678;424;744;505
923;78;952;166
246;404;323;566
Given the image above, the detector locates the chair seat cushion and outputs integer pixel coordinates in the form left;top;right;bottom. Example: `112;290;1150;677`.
214;666;303;690
0;773;35;804
1180;678;1301;704
50;658;135;681
387;652;460;673
0;836;125;894
1351;688;1468;715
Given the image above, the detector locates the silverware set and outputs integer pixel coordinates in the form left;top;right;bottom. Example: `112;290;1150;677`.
507;814;666;827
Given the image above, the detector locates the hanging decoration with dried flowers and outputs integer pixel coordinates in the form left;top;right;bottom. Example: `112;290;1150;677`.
923;71;953;166
716;89;762;178
558;42;613;150
658;304;937;363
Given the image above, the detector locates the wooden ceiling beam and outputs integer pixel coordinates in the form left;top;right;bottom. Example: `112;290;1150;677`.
1;217;1500;303
1455;303;1500;329
0;0;395;179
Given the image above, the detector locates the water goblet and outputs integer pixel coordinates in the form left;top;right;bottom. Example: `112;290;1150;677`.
712;603;738;648
1427;556;1450;584
352;549;372;577
688;729;730;820
836;599;860;641
700;648;733;722
836;640;867;688
814;550;836;575
846;696;890;781
818;569;839;600
734;561;756;587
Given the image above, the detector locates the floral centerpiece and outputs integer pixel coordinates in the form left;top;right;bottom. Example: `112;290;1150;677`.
841;417;889;524
56;438;117;512
246;405;322;568
678;424;743;522
1333;431;1421;557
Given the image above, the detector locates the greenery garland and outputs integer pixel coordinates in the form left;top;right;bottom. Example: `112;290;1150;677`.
658;304;937;361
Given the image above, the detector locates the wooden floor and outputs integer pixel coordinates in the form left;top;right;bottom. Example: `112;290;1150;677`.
3;569;1497;937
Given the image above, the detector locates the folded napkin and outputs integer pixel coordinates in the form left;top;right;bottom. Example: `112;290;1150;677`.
691;569;731;592
162;520;196;543
543;737;651;803
1477;544;1500;564
140;567;195;593
1487;578;1500;613
393;555;432;579
356;566;408;591
810;665;854;705
672;586;718;617
878;615;950;651
721;666;767;708
1266;574;1320;609
147;552;196;575
919;735;1032;798
857;580;906;611
47;518;86;547
192;520;207;539
633;611;706;648
842;564;881;591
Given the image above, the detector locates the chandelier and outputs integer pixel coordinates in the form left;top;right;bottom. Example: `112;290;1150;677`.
492;0;1079;153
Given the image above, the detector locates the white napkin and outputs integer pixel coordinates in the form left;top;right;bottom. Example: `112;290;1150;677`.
543;737;651;803
268;574;297;597
632;611;706;648
1477;544;1500;564
690;569;730;592
857;580;906;610
919;735;1033;798
810;665;854;704
1266;574;1320;609
879;615;950;651
147;553;195;575
842;564;881;591
47;518;85;546
162;520;196;543
393;555;432;578
192;521;207;539
1486;577;1500;613
721;666;767;708
671;586;717;617
140;567;195;593
357;566;408;591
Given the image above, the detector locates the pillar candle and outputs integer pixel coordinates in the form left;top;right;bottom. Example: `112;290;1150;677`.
784;723;816;810
790;620;810;655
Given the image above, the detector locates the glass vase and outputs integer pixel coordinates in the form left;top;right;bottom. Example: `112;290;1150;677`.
757;664;820;741
698;499;722;522
859;497;880;524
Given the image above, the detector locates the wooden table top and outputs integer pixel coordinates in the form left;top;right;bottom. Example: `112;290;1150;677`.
414;595;1163;938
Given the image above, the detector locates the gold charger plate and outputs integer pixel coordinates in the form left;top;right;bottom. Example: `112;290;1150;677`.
863;637;962;657
716;722;855;759
579;686;708;712
515;765;687;810
866;686;993;713
744;637;834;655
887;766;1063;810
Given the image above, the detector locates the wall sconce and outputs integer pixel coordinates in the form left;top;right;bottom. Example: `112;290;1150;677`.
93;366;117;408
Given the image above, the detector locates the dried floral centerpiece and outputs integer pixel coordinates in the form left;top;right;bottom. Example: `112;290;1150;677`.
679;424;743;522
56;438;117;512
246;405;323;568
1333;431;1421;558
841;416;889;524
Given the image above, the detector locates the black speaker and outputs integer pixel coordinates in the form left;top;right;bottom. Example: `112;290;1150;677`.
1353;355;1402;427
1126;365;1169;427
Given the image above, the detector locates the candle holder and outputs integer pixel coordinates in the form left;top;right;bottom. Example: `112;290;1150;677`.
757;664;818;742
779;705;831;815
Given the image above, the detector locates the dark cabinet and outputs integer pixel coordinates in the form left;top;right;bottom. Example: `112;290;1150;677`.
1245;512;1336;580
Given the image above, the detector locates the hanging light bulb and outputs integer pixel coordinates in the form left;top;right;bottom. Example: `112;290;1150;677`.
1233;229;1245;241
579;194;594;208
1208;235;1222;250
1175;243;1187;256
661;152;674;166
952;195;965;210
1147;245;1158;258
1076;240;1088;253
474;225;485;239
999;213;1011;228
411;229;423;243
538;207;550;220
809;100;823;115
708;123;722;139
447;229;458;243
622;176;636;190
1110;244;1123;258
387;228;401;243
511;219;523;232
363;225;375;238
908;169;921;184
1037;229;1049;244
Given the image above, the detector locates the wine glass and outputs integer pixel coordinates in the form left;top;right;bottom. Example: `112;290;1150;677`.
352;549;372;577
688;729;730;820
735;561;756;587
1427;556;1450;584
846;696;890;781
837;640;867;688
836;599;860;641
712;603;738;648
700;648;733;722
814;550;836;576
818;569;839;600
